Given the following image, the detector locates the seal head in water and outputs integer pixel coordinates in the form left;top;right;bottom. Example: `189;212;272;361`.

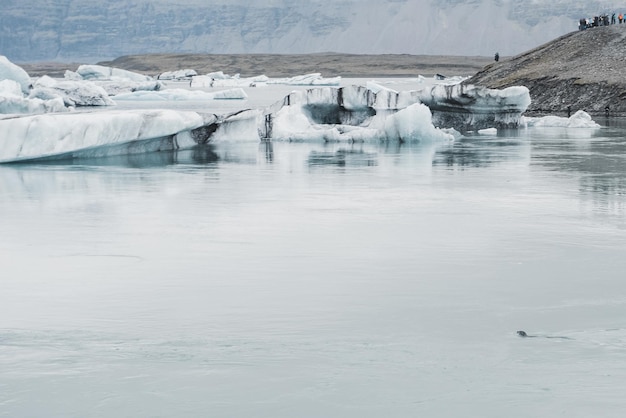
517;330;528;337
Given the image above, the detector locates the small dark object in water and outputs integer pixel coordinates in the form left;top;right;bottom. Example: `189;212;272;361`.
517;330;528;337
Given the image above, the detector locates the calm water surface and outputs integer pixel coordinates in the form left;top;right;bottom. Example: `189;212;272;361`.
1;125;626;417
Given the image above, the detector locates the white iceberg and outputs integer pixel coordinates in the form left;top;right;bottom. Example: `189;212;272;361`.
266;87;454;143
93;80;162;96
1;78;66;115
158;69;198;80
0;109;222;162
0;55;32;95
268;73;341;86
191;74;269;88
31;76;114;107
76;65;153;82
262;83;528;141
112;88;247;101
522;110;600;128
67;67;162;95
0;95;66;115
0;79;23;97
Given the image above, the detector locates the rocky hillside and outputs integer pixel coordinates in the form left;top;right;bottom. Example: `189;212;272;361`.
466;25;626;116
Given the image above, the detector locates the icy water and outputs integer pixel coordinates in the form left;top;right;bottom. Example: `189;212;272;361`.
2;101;626;416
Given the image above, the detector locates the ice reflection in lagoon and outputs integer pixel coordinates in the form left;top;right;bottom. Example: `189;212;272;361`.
1;127;626;417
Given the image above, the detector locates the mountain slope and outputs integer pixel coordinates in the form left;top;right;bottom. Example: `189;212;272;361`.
1;0;615;62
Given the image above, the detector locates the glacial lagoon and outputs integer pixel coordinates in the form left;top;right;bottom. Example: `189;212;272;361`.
1;80;626;417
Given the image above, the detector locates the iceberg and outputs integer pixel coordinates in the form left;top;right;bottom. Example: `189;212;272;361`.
261;83;528;141
1;94;66;115
1;64;66;115
76;65;153;82
191;74;269;88
0;55;32;95
522;110;600;128
268;73;341;86
157;69;198;80
66;68;162;95
112;88;248;101
31;76;115;107
189;72;338;88
264;87;455;143
0;109;226;163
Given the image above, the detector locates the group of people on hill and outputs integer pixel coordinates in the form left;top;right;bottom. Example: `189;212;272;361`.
579;13;625;30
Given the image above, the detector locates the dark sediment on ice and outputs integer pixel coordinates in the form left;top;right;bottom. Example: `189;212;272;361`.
466;25;626;117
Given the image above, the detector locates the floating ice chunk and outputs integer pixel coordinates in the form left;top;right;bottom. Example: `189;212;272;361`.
76;65;153;82
190;73;269;88
0;79;23;97
366;81;398;95
70;65;161;95
94;80;162;96
416;84;531;130
0;95;66;115
269;73;341;86
158;69;198;80
32;76;114;107
113;88;247;101
267;89;452;143
1;79;66;115
210;88;248;100
212;110;261;143
0;109;209;162
64;70;83;81
382;103;456;142
263;83;527;139
206;71;231;80
522;110;600;128
477;128;498;135
0;55;32;94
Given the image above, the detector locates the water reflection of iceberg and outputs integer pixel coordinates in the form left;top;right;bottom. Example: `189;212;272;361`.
433;137;530;169
308;148;378;168
4;145;219;169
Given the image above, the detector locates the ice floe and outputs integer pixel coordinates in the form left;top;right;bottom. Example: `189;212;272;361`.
0;55;32;94
31;76;115;107
522;110;600;128
157;69;198;80
112;88;248;101
0;110;219;162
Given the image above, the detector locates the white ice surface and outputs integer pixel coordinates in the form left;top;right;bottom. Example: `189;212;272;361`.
522;110;601;128
191;73;339;88
268;73;341;86
0;110;207;162
32;76;115;107
0;55;32;94
158;69;198;80
76;65;154;82
1;79;66;115
112;88;248;101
